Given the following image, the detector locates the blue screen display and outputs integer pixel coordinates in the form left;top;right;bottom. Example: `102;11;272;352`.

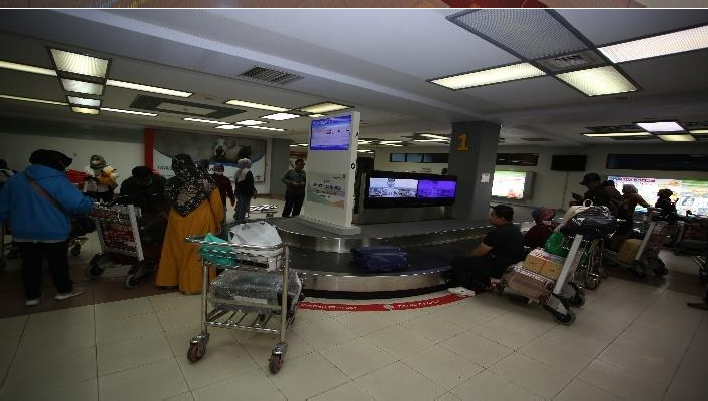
310;115;351;151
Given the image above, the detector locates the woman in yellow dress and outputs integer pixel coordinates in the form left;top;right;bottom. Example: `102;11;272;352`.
156;154;224;294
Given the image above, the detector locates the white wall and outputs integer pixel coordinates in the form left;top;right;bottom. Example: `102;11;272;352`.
374;143;708;211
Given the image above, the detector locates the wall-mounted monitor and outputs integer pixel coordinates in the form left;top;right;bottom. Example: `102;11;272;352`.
368;178;418;198
310;115;351;151
365;171;456;208
551;155;587;171
492;170;535;200
417;179;456;198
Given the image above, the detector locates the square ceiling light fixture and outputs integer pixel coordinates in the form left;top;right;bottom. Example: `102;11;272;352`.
0;94;67;106
262;112;300;121
599;24;708;64
658;134;696;142
690;129;708;134
183;117;223;124
67;96;101;108
299;102;350;114
420;133;450;141
309;114;325;118
60;78;104;96
101;107;157;116
250;126;286;132
0;60;56;76
635;121;685;132
225;99;289;112
431;63;545;90
556;66;637;96
106;79;192;98
49;48;109;78
71;106;99;115
582;132;652;137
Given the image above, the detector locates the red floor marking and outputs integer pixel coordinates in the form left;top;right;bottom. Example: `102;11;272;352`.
299;293;467;312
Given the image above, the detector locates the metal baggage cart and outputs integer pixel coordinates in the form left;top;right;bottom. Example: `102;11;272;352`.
500;234;586;325
85;204;151;288
674;216;708;256
184;235;297;374
604;213;671;278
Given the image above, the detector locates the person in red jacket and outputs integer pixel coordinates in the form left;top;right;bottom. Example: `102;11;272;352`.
210;163;235;209
524;208;556;249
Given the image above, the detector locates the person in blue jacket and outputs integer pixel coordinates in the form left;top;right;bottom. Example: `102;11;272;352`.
0;149;94;306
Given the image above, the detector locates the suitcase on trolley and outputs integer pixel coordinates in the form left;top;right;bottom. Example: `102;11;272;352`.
351;246;409;272
502;263;555;302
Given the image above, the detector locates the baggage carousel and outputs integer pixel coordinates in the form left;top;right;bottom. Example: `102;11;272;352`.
267;218;491;297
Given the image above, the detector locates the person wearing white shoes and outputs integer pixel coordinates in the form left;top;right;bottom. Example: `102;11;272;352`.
0;149;94;306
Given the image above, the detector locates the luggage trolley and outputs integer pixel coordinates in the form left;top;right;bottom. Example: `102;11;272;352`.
604;213;671;278
185;235;299;374
249;204;279;219
499;234;586;325
674;216;708;256
85;204;152;288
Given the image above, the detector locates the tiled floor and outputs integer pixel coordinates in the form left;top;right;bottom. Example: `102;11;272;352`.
0;276;706;400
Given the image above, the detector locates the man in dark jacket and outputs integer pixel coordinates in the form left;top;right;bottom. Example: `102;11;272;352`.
0;149;94;306
572;173;622;215
119;166;170;215
281;159;306;218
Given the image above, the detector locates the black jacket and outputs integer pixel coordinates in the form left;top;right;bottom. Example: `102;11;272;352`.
119;174;170;215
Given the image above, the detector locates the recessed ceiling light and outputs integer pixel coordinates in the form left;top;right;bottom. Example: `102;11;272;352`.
598;25;708;64
225;99;289;112
106;79;191;97
183;117;223;124
357;149;372;153
636;121;684;132
67;96;101;108
582;132;652;137
298;143;308;146
431;63;545;90
420;133;450;140
658;134;696;142
101;107;157;116
0;61;56;76
289;144;298;147
299;102;350;114
251;126;286;132
235;120;265;126
71;106;99;115
309;114;325;118
358;140;373;144
414;139;448;142
690;129;708;134
262;112;300;121
380;140;402;144
556;66;637;96
61;79;104;95
215;124;241;130
0;94;67;105
50;49;109;78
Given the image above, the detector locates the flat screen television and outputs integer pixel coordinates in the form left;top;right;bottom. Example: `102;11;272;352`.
310;115;351;151
492;170;535;200
364;171;456;208
417;179;456;198
368;178;418;198
551;155;587;171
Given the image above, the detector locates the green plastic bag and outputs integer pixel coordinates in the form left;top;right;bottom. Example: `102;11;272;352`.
544;231;569;257
199;233;236;267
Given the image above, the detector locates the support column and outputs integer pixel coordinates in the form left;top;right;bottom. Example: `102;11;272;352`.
269;138;291;196
448;121;501;222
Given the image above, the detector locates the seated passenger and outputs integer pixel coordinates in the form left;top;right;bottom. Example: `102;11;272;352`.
448;205;526;296
524;208;555;249
119;166;170;215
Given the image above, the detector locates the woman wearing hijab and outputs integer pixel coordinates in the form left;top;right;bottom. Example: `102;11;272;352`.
655;188;677;216
156;154;224;294
0;149;94;306
524;208;556;249
233;158;257;223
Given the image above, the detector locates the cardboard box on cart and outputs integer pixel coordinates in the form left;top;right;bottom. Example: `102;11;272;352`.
523;248;565;281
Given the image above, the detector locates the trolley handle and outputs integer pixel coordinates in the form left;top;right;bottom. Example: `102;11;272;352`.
185;235;285;252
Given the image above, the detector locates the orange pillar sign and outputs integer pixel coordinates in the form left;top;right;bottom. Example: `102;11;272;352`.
457;133;468;151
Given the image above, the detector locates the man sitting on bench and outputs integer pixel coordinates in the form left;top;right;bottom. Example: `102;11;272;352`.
448;205;526;297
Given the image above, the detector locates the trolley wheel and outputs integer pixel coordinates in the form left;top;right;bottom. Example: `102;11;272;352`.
124;274;141;289
649;258;668;277
568;292;585;307
84;263;103;279
585;277;600;290
269;353;284;374
631;261;647;278
554;309;576;326
187;342;206;363
70;245;81;257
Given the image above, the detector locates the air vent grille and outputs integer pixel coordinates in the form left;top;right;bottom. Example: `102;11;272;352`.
587;124;641;132
240;67;302;85
536;50;606;72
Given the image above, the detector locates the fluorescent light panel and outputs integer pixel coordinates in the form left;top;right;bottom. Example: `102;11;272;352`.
309;114;325;118
380;140;402;144
71;106;99;115
431;63;545;90
101;107;157;116
50;49;108;78
300;102;350;114
215;125;241;130
225;99;288;112
67;96;100;108
556;66;637;96
357;149;372;153
690;129;708;134
251;126;286;132
636;121;684;132
61;79;103;96
0;61;56;76
0;94;67;106
262;112;300;121
183;117;223;124
583;132;652;137
414;139;448;142
599;25;708;63
106;79;191;97
235;120;265;126
658;134;696;142
420;133;449;140
298;143;308;146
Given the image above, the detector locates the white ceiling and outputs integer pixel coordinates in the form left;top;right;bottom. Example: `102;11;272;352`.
0;9;707;148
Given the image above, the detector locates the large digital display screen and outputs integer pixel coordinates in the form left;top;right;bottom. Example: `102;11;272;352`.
608;175;708;216
310;115;351;151
368;178;418;198
492;170;531;199
417;180;456;198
